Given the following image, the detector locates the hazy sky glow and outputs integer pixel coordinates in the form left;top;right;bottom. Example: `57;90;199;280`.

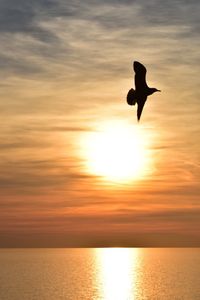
0;0;200;246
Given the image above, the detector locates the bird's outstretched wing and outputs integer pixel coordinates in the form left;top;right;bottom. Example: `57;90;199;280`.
137;96;147;121
127;88;136;105
134;61;148;90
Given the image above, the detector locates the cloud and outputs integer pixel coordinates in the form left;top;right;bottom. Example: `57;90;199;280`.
0;0;199;78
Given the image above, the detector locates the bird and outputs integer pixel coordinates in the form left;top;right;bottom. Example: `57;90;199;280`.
127;61;161;121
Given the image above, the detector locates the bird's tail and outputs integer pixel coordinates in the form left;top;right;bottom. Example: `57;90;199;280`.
127;88;136;105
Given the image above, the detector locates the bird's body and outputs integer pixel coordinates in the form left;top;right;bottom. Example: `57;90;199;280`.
127;61;160;121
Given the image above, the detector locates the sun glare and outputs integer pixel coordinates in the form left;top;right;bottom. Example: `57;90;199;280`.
96;248;139;300
80;121;153;183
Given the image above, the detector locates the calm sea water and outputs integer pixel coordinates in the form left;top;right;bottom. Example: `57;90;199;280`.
0;248;199;300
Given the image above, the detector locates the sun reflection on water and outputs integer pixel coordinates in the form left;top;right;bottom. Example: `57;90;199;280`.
96;248;139;300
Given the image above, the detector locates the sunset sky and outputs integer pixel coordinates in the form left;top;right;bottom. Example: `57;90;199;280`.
0;0;200;247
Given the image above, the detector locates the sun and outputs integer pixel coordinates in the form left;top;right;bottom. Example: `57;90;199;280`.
80;120;153;183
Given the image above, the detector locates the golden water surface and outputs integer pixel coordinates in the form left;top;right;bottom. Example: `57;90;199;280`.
0;248;199;299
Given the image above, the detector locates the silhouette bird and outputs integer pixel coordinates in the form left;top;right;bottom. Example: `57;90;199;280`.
127;61;161;121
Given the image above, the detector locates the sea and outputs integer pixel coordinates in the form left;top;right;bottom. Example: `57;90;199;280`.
0;248;199;300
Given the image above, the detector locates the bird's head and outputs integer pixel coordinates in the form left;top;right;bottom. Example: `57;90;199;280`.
149;88;161;95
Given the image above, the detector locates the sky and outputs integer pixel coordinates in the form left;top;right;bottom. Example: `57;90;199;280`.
0;0;200;247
